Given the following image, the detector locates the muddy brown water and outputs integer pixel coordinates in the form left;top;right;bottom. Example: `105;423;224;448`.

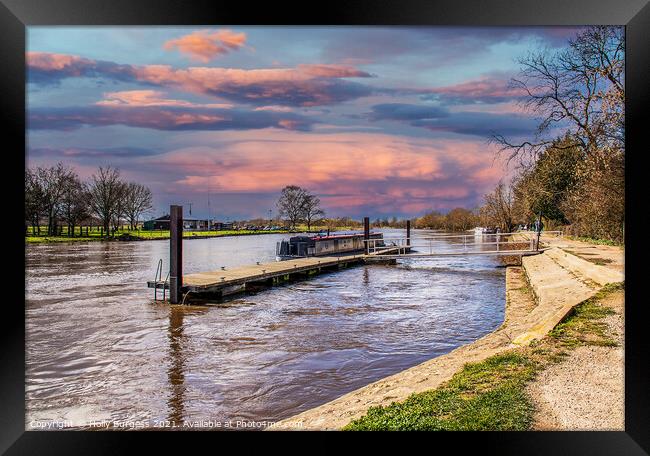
25;230;505;430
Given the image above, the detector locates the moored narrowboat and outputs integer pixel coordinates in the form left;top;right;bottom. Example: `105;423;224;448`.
276;232;384;260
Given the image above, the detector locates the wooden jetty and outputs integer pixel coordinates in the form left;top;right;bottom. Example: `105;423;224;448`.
147;253;396;301
148;211;406;303
148;246;406;302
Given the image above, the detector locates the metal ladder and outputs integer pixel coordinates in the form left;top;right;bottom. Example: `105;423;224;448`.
153;259;170;302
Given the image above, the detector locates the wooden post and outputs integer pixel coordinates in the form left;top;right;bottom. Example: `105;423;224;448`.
363;217;370;254
406;220;411;247
170;205;183;304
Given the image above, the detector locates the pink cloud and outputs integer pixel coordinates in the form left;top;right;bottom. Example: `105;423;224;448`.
27;51;115;85
132;64;368;90
426;74;528;104
130;64;373;106
253;105;294;112
163;29;247;62
147;131;504;213
297;64;374;78
95;90;234;109
28;52;375;106
27;51;93;72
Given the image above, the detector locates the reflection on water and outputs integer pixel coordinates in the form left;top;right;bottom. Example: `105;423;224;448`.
167;306;185;425
25;230;505;428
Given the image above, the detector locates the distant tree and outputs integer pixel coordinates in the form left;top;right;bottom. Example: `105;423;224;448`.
25;169;44;235
562;146;625;242
512;135;583;225
445;208;477;231
60;174;90;236
302;193;325;231
88;166;124;237
34;163;77;235
277;185;308;230
481;181;516;232
123;182;153;230
415;210;443;229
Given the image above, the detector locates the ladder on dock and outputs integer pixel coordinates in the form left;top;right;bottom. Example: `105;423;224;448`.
152;259;170;302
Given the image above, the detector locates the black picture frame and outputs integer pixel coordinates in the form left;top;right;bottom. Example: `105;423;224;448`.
2;0;648;453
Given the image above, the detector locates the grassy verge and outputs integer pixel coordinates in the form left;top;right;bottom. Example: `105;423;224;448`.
344;283;623;431
565;235;623;247
26;236;96;243
562;249;614;266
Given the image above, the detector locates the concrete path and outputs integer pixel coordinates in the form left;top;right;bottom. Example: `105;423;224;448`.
538;234;624;273
527;289;624;430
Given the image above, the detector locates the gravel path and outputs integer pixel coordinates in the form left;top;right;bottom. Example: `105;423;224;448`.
526;290;624;430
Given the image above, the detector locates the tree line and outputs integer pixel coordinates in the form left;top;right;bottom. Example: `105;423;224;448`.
482;26;625;242
414;208;478;231
25;164;153;237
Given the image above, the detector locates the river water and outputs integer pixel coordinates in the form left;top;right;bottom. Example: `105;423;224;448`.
25;229;505;430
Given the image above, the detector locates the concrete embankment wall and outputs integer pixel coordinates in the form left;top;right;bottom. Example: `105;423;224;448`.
269;246;623;431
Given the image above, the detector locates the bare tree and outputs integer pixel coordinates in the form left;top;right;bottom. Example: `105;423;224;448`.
112;183;129;233
415;210;443;229
302;193;325;231
481;182;515;232
277;185;308;230
60;174;90;236
123;182;153;230
561;146;625;242
25;169;44;235
88;166;124;237
492;26;624;164
34;163;77;235
511;135;583;225
445;208;477;231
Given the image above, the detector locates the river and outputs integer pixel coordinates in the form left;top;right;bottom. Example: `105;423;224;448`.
25;229;505;430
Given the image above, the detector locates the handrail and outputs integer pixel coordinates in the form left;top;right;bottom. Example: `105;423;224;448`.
163;271;170;302
363;230;562;256
378;230;563;241
154;259;163;301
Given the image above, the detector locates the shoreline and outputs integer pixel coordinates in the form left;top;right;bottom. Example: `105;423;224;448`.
24;227;476;245
24;230;294;244
269;235;624;430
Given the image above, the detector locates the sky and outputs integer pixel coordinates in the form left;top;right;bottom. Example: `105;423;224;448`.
26;26;584;221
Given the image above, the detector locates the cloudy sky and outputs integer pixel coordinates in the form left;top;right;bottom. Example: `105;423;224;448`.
26;26;583;220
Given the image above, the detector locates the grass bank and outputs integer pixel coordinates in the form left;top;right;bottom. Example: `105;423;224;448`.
565;235;623;247
25;229;290;244
344;283;622;431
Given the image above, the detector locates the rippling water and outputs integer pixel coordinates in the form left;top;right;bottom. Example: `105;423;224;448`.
25;230;505;429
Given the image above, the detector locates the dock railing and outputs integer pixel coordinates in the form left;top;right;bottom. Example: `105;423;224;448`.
364;230;563;256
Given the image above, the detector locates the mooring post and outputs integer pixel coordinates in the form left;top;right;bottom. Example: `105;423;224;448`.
406;220;411;247
170;205;183;304
363;217;370;254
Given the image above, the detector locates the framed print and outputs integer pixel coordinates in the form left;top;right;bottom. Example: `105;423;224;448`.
2;0;648;453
